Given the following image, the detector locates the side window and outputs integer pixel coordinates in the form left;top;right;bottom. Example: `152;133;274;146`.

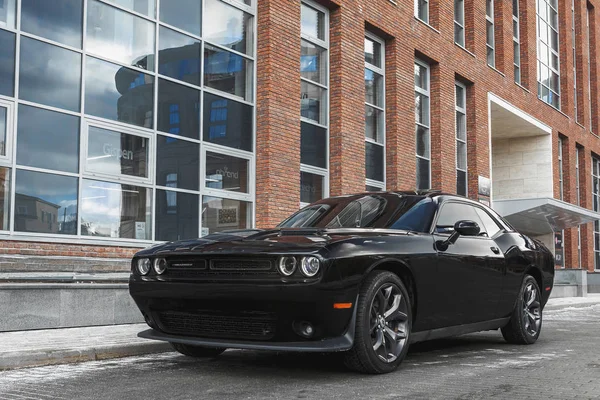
435;202;482;234
390;198;436;232
474;207;503;237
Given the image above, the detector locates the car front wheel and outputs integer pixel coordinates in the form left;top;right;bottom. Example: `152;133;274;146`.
344;270;412;374
501;274;542;344
170;342;226;358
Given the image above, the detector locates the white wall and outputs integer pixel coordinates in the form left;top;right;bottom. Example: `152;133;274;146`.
491;135;553;200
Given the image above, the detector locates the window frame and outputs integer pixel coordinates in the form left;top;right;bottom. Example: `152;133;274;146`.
536;0;561;109
454;0;465;47
513;0;521;84
365;32;385;191
0;98;14;165
415;58;431;190
593;156;600;270
486;0;496;67
415;0;430;24
300;0;329;208
558;137;564;200
455;81;467;197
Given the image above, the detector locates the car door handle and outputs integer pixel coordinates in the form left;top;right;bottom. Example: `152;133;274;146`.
490;246;500;254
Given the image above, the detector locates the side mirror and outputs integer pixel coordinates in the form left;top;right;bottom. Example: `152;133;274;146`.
454;220;480;237
436;220;480;251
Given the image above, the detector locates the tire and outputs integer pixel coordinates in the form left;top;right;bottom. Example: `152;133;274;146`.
344;270;412;374
501;274;543;344
170;342;226;358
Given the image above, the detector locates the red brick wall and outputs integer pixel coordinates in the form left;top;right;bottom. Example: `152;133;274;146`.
0;241;139;258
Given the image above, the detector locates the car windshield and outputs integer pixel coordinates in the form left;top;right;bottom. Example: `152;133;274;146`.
277;194;430;230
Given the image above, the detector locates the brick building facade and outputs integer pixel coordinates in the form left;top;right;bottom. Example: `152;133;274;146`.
1;0;599;331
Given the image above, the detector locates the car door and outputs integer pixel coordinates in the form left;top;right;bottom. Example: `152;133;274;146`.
431;201;505;328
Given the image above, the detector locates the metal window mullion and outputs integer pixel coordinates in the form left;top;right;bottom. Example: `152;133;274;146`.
95;0;156;22
19;31;84;54
8;0;22;234
365;102;384;112
300;77;328;90
204;39;255;61
203;86;254;106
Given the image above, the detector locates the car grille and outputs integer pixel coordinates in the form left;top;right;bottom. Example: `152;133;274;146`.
165;258;275;279
157;310;277;340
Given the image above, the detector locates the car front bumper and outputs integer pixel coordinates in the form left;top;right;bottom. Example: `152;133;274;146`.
130;279;359;348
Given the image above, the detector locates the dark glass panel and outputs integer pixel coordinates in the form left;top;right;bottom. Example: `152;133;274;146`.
204;44;252;100
203;92;252;151
156;135;199;191
366;142;384;182
160;0;201;37
157;78;200;140
301;40;326;84
0;0;16;29
301;122;326;169
80;179;152;239
300;172;324;204
110;0;154;16
301;81;325;124
0;106;6;156
85;56;154;128
21;0;83;48
206;152;249;193
0;167;10;230
0;29;15;97
87;126;149;179
17;105;80;173
364;37;381;68
416;157;430;190
457;170;467;196
15;169;78;235
156;190;199;242
19;37;81;112
158;26;201;86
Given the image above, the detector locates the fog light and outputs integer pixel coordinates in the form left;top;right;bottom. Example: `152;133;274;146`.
278;256;297;276
300;256;320;277
293;320;315;338
154;258;167;275
136;258;151;275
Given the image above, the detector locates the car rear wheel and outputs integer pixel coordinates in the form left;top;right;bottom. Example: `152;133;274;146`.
170;342;226;358
501;274;542;344
344;270;412;374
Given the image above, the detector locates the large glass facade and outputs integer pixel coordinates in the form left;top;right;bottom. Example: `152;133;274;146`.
0;0;256;243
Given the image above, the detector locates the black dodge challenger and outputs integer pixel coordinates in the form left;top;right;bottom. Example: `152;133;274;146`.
130;191;554;374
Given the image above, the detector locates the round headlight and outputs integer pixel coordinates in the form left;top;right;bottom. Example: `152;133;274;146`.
137;258;151;275
278;256;297;276
300;256;320;277
154;258;167;275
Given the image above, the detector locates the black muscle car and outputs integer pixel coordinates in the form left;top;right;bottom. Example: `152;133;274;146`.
130;191;554;374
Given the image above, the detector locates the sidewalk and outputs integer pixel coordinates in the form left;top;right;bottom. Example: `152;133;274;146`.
1;294;600;371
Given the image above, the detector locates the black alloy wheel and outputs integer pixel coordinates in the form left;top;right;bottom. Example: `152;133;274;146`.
344;270;412;374
170;342;226;358
501;274;542;344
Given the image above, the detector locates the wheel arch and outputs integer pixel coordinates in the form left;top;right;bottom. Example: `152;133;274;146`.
525;265;543;293
365;258;419;326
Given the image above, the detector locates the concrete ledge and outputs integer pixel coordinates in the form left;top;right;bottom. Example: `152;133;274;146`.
549;284;579;299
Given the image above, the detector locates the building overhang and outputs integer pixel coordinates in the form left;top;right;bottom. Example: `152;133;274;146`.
493;198;600;236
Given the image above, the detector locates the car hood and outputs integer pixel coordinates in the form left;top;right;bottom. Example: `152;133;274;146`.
135;227;410;257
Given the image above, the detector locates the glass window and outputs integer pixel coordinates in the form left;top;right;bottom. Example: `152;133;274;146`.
86;126;149;179
300;122;327;169
366;142;384;182
157;78;200;140
455;82;467;197
0;167;9;230
435;202;480;233
0;0;16;29
415;60;430;190
19;37;81;112
160;0;201;37
278;204;330;228
15;169;78;235
366;185;383;192
0;105;6;157
474;207;502;237
300;172;324;204
21;0;83;48
204;0;253;56
156;135;199;191
365;69;383;106
109;0;154;16
85;56;154;128
301;40;326;84
325;196;387;228
206;152;249;193
301;81;326;124
158;26;201;86
416;0;429;23
364;37;381;68
17;105;80;173
391;198;436;233
537;0;560;108
156;189;199;242
203;92;252;151
204;44;252;101
301;3;325;41
86;0;155;71
202;196;251;235
0;29;15;97
365;105;383;143
454;0;465;46
80;179;152;239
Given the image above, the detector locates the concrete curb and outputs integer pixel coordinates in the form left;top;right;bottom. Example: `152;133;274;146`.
0;342;172;371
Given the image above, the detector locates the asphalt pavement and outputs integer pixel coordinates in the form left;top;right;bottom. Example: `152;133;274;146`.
0;295;599;399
